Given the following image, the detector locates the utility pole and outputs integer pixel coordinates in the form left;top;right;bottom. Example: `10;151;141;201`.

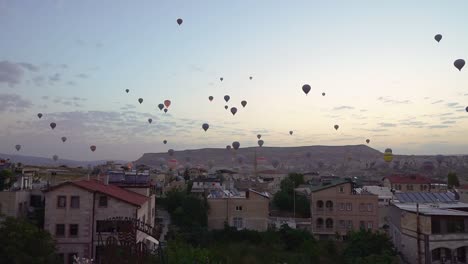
293;180;296;218
416;203;422;264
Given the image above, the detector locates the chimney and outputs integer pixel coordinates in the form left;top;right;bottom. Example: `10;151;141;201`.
105;174;109;185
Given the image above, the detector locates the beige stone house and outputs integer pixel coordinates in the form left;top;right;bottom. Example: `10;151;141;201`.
43;179;157;264
310;179;379;240
383;174;447;193
207;189;270;231
389;192;468;264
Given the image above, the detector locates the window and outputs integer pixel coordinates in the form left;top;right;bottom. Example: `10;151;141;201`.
325;201;333;210
69;224;78;237
18;203;23;217
359;203;365;212
432;218;441;234
339;220;345;229
0;203;2;214
316;200;324;210
56;224;65;237
57;196;66;208
98;195;108;207
346;203;352;211
97;220;132;233
57;253;64;264
359;221;366;230
233;217;243;229
367;203;373;212
70;196;80;208
407;184;413;191
68;253;78;264
316;218;324;229
347;220;353;229
142;215;146;224
432;248;441;261
339;186;344;193
367;221;373;230
235;205;243;211
325;218;334;229
339;203;345;211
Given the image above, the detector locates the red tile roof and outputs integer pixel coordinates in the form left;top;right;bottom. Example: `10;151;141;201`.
47;179;148;206
383;174;444;184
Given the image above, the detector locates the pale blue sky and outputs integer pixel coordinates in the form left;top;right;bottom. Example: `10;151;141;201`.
1;0;467;160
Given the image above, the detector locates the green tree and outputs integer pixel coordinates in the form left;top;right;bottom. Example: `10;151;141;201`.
273;173;310;217
342;230;397;264
165;190;208;230
0;169;15;191
448;172;460;188
0;217;60;264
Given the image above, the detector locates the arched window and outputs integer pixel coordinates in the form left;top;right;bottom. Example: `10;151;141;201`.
326;218;334;229
316;218;324;228
325;200;333;211
316;200;324;210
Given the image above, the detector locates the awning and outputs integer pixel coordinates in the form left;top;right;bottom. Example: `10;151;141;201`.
145;236;159;245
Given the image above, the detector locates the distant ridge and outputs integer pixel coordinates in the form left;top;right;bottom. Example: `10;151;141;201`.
0;153;128;167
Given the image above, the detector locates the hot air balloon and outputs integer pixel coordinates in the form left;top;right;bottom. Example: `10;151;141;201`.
334;125;339;130
454;59;465;71
241;100;247;108
177;18;183;25
466;106;468;112
61;137;67;143
383;148;393;163
237;155;245;165
168;159;178;170
125;89;129;93
230;107;237;116
272;159;280;168
138;98;143;104
258;140;264;147
15;144;21;151
164;109;168;113
158;104;164;111
90;145;96;152
322;92;326;96
168;149;175;156
148;118;152;124
50;122;56;130
302;84;311;95
232;141;240;150
220;77;223;82
226;145;231;150
202;123;209;131
289;131;293;135
53;155;58;162
434;34;442;42
163;140;167;144
208;96;214;102
366;139;370;144
224;95;230;103
37;113;43;119
257;134;261;139
164;100;171;108
249;76;253;80
224;105;228;110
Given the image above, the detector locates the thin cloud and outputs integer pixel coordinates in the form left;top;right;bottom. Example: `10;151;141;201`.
18;62;39;72
333;106;355;111
76;73;89;79
378;122;397;128
428;125;450;129
431;100;443;104
377;96;411;105
49;73;61;83
446;102;459;108
0;93;33;112
0;61;25;87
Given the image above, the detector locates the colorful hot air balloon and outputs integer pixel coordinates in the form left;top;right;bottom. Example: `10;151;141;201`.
383;148;393;163
226;145;231;150
334;125;339;130
434;34;442;43
302;84;311;95
224;105;228;110
258;140;264;147
50;122;56;130
53;155;58;161
224;95;230;103
37;113;43;119
90;145;96;152
163;140;167;144
454;59;465;71
168;149;175;156
148;118;152;124
366;139;370;144
272;159;280;168
138;98;143;104
257;134;261;139
202;123;209;131
125;89;129;93
177;18;183;25
61;137;67;143
158;104;164;111
168;158;178;169
289;131;293;135
241;100;247;108
230;107;237;116
164;109;168;113
208;96;214;102
232;141;240;150
164;100;171;108
15;144;21;151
